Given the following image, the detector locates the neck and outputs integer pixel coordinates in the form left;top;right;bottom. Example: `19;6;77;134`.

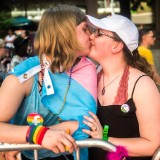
140;42;150;49
100;57;127;79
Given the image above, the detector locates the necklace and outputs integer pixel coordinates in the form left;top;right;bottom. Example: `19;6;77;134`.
58;57;81;115
40;56;81;117
40;63;73;114
58;67;73;115
102;73;120;95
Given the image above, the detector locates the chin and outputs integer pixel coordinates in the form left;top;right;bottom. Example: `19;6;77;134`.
78;50;90;57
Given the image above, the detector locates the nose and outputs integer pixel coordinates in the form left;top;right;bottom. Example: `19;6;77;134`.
87;30;91;36
90;33;95;40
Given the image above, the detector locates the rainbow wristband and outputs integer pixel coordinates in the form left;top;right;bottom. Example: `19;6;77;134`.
102;125;109;141
26;125;49;145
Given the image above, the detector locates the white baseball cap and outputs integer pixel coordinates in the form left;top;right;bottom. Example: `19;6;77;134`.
86;14;139;53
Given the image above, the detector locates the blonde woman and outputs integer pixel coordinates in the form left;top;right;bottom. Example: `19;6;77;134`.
0;5;97;160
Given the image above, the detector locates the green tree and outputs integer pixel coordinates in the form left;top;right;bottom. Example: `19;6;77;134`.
117;0;154;19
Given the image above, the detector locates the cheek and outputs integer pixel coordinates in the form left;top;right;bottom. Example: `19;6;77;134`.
89;40;109;60
80;34;90;46
78;34;91;56
152;39;155;44
95;40;108;54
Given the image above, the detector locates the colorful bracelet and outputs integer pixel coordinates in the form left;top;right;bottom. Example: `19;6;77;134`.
102;125;109;141
26;125;49;145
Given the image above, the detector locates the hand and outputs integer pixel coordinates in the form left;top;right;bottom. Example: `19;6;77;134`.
0;151;20;160
82;111;103;139
42;129;77;154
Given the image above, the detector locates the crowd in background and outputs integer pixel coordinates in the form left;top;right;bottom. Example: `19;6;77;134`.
0;6;159;160
1;27;160;86
0;28;35;82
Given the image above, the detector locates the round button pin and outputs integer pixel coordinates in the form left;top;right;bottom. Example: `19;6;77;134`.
27;113;44;126
23;73;28;79
121;104;130;113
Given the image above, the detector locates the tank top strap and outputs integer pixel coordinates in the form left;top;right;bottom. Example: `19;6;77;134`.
131;75;149;98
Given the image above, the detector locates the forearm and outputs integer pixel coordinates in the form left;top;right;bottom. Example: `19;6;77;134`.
49;121;79;135
109;137;158;157
0;122;28;144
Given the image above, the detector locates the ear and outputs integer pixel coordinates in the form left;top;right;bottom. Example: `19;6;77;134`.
111;42;124;53
142;35;146;41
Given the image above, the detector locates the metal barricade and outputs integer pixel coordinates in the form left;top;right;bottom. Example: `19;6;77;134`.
0;139;159;160
152;148;160;160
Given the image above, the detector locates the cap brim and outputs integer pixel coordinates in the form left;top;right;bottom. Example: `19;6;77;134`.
86;15;107;30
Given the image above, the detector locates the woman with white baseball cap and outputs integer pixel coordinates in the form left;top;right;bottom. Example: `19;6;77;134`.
82;14;160;160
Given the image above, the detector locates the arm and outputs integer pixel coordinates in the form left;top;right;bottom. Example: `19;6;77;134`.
49;121;79;135
109;76;160;157
83;76;160;157
0;75;28;143
0;75;77;154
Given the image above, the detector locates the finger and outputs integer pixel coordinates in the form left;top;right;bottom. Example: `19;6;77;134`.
89;111;100;123
61;138;74;153
61;134;77;153
4;151;19;160
82;129;98;139
0;152;5;156
82;129;91;135
5;153;8;160
52;146;60;154
83;115;99;131
88;111;102;128
56;143;66;153
83;115;95;123
83;120;96;131
0;152;5;160
65;133;77;151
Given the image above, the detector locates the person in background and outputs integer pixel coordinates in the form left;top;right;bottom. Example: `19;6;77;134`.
82;14;160;160
4;29;16;57
138;28;160;86
0;39;8;82
10;30;31;69
0;39;9;61
14;30;30;57
0;4;97;160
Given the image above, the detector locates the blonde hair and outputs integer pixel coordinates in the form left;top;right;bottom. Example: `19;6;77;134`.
34;5;86;73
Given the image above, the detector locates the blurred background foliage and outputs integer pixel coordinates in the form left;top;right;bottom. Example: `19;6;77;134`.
0;0;157;37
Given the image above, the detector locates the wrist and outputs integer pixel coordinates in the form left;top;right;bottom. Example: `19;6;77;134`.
26;125;49;145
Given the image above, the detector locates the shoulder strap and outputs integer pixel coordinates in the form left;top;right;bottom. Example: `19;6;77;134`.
131;75;149;98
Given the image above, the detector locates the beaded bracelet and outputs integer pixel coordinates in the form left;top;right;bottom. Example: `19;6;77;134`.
102;125;109;141
26;125;49;145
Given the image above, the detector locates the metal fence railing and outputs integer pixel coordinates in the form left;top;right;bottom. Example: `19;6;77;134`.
0;139;159;160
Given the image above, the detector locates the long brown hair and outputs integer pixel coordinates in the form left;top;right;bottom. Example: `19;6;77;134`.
113;32;153;79
34;5;86;73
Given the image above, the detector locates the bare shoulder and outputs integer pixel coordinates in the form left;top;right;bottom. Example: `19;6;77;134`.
1;74;34;97
129;67;157;89
129;67;160;108
0;75;34;121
